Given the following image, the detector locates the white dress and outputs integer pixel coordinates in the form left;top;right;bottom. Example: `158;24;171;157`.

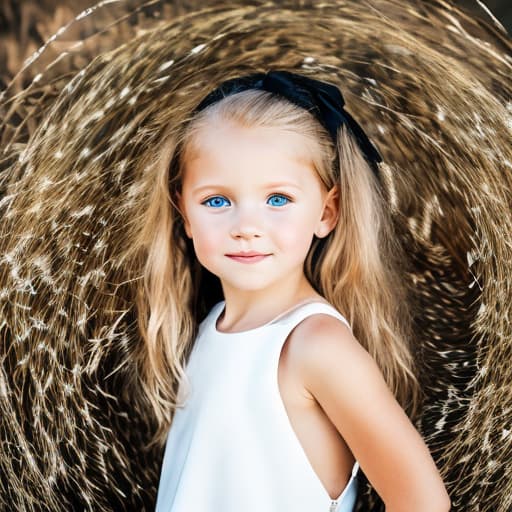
156;300;359;512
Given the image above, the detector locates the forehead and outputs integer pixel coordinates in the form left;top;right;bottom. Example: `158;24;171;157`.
183;120;320;187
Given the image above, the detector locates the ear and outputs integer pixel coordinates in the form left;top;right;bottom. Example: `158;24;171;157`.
176;192;192;239
314;186;339;238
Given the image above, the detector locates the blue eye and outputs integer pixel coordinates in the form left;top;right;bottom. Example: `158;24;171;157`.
203;196;231;208
267;194;290;207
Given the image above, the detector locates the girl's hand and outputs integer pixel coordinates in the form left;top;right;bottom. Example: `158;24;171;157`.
288;314;451;512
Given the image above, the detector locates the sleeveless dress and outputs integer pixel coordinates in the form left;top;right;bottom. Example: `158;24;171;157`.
155;300;359;512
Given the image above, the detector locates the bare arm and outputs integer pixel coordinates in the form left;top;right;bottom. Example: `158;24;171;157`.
289;314;450;512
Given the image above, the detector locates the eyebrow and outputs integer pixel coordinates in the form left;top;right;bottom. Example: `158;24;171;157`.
191;182;303;195
263;182;303;190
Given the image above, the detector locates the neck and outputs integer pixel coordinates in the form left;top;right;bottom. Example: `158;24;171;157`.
217;272;323;332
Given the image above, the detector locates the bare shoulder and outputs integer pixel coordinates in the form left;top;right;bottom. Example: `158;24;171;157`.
290;311;352;343
286;312;377;388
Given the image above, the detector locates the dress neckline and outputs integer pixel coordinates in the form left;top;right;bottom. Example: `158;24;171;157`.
213;298;331;336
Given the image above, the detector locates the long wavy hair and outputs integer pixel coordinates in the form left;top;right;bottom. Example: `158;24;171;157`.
135;87;420;444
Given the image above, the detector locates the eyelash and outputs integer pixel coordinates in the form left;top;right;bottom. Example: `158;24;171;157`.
201;193;292;208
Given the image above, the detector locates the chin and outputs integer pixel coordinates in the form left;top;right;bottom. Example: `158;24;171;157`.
223;277;275;292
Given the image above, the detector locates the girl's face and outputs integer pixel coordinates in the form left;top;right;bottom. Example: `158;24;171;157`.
179;119;338;298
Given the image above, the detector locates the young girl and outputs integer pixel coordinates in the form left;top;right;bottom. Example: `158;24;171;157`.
137;70;450;511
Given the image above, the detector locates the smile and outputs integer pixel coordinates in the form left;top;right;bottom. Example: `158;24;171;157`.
225;252;271;264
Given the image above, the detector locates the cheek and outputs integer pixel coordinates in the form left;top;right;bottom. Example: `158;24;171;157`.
191;227;217;253
186;211;224;260
269;211;316;254
280;231;315;257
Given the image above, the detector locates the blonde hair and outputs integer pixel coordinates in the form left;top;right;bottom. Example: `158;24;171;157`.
135;88;420;444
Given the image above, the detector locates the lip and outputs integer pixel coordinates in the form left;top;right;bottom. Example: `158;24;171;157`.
225;252;271;264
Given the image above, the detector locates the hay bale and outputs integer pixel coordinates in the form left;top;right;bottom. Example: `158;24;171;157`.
0;1;510;510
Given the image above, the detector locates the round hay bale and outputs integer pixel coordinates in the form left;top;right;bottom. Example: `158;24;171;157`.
0;1;510;510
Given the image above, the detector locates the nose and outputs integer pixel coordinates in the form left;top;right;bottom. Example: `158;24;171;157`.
229;205;262;239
